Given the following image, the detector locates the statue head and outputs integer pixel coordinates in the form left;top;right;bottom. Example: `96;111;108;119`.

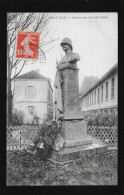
60;38;73;51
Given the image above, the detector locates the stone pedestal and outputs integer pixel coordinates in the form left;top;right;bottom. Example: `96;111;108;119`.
61;119;87;140
51;66;108;162
60;66;89;147
61;67;82;119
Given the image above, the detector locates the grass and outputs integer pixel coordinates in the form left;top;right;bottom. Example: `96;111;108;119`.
6;149;117;186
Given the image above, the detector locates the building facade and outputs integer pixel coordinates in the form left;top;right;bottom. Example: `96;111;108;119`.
80;64;118;115
12;70;53;124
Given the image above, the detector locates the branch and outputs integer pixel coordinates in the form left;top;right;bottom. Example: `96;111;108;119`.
11;45;16;65
40;38;59;47
9;34;16;46
11;61;26;81
34;13;44;32
13;81;25;99
20;13;35;31
44;45;54;53
39;16;50;35
7;13;17;23
12;59;22;69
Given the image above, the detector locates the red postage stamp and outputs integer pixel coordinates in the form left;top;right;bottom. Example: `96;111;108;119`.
16;31;40;60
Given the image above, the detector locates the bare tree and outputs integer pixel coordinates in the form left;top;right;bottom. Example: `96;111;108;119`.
7;13;58;124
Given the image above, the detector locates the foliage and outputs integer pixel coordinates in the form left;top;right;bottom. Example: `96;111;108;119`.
33;119;60;159
7;150;117;185
31;115;41;125
12;110;25;125
84;110;118;126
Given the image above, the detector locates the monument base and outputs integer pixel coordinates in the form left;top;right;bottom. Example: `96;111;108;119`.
50;118;108;162
64;137;93;147
50;142;108;162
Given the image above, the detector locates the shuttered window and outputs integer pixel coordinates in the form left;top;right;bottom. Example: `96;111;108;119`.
97;88;99;103
25;86;36;97
94;91;96;104
28;106;34;115
101;85;103;102
106;82;108;100
111;78;114;98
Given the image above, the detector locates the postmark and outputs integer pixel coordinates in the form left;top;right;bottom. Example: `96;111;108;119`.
15;31;40;60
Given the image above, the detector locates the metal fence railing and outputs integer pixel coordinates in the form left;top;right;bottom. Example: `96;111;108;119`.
7;125;118;150
7;125;40;150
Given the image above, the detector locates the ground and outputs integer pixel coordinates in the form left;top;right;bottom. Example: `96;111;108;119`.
6;149;117;186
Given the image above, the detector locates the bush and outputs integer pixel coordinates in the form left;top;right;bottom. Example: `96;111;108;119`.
12;110;25;125
84;111;118;126
32;119;60;159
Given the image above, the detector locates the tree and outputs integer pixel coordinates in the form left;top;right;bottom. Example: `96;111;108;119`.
7;13;57;124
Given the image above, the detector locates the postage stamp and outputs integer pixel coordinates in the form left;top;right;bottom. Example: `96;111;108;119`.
15;31;40;60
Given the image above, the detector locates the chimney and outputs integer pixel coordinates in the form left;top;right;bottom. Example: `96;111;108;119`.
36;69;39;73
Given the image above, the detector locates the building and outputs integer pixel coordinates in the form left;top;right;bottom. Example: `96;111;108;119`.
12;70;53;124
80;64;118;115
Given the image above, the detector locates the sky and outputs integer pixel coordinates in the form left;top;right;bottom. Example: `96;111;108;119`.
15;12;118;89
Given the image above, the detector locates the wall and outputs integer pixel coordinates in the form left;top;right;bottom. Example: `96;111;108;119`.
47;81;53;120
81;71;118;112
13;79;49;123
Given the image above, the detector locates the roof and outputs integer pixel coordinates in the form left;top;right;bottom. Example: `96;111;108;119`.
16;70;49;80
16;70;53;92
80;63;118;99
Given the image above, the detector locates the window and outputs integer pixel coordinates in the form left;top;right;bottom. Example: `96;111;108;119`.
106;82;108;100
89;95;91;106
92;92;93;105
28;106;34;115
25;86;36;97
97;88;99;103
111;78;114;98
90;94;92;105
101;85;103;102
89;94;90;106
94;91;96;104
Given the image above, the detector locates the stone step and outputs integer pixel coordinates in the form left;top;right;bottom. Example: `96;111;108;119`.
64;138;93;148
50;143;108;162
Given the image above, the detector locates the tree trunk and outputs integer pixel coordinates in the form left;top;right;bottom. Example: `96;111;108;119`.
7;45;12;124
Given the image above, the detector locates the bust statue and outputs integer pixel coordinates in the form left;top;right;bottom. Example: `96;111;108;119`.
57;37;80;70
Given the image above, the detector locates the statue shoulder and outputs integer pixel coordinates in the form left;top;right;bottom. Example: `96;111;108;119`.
68;52;80;63
72;52;80;60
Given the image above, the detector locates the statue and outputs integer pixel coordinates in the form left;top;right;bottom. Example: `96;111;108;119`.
53;37;80;122
57;37;80;70
51;38;108;160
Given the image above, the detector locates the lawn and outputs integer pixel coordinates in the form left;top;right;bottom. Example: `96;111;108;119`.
6;149;117;186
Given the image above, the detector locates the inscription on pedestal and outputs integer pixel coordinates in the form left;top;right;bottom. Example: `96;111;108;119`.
60;119;87;141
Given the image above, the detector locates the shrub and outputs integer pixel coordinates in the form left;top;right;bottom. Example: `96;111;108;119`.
12;110;25;125
32;115;40;125
84;111;118;127
32;119;60;159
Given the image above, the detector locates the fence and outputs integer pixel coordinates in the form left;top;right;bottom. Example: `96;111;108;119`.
87;125;118;147
7;125;41;150
7;124;118;150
